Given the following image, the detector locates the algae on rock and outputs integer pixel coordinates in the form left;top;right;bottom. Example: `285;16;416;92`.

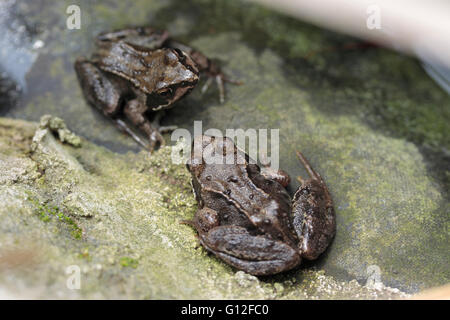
0;116;408;299
1;0;448;297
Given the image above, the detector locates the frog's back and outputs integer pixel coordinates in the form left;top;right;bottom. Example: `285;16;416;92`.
94;41;197;94
188;135;298;246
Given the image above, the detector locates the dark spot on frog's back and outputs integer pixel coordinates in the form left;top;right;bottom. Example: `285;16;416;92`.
139;58;148;68
162;51;170;66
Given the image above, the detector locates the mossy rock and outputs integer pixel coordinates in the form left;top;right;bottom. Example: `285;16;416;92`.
0;0;448;297
0;116;409;299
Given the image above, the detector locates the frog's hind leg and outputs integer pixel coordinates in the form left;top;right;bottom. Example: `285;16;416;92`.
205;67;241;104
75;58;164;151
74;58;122;116
199;225;301;276
292;150;336;260
75;59;149;148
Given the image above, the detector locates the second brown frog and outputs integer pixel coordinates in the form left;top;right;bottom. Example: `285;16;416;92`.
185;135;336;276
75;27;238;150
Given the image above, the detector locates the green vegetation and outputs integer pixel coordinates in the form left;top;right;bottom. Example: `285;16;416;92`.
27;193;82;240
120;257;139;268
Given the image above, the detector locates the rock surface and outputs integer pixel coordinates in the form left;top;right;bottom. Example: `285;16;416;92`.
0;116;408;299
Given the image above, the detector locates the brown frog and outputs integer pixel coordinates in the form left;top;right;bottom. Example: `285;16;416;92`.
75;27;236;150
184;135;335;276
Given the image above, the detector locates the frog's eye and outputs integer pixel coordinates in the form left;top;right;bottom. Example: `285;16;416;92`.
173;48;183;57
158;88;173;97
173;48;186;62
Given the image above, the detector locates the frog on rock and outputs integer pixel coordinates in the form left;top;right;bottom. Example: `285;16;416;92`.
75;27;237;150
184;135;336;276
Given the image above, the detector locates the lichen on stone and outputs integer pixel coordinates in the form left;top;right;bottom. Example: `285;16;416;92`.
0;117;411;299
37;114;82;148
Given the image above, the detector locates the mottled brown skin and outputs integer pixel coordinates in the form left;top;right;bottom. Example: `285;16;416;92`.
185;135;335;276
75;27;233;150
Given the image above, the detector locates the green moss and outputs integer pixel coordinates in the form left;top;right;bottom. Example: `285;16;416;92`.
78;247;92;261
0;117;414;299
120;257;139;268
27;193;82;240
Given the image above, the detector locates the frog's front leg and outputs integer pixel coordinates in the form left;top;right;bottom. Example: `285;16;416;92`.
292;151;336;260
75;58;149;148
167;41;240;103
123;92;166;151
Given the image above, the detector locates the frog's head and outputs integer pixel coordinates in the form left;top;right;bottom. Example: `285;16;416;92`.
147;48;200;110
96;40;200;110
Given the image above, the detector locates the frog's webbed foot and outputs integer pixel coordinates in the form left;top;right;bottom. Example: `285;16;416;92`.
296;176;305;185
292;150;336;261
199;225;301;276
114;117;163;151
114;119;150;150
200;71;241;104
296;151;326;186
